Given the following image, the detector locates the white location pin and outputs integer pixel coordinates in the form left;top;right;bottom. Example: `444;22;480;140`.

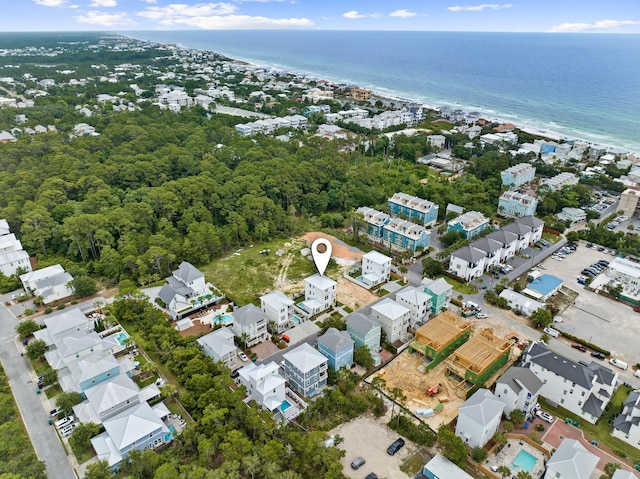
311;238;332;276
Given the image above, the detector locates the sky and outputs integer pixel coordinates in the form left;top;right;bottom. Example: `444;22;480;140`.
3;0;640;33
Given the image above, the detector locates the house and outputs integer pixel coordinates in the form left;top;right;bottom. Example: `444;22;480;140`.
395;286;432;328
611;470;638;479
522;274;563;301
349;87;372;100
426;134;446;150
449;245;486;281
494;366;543;415
237;362;286;412
82;374;141;421
232;304;268;347
260;290;294;333
468;236;503;271
422;453;475;479
90;402;170;470
19;264;74;304
557;207;587;225
523;341;618;424
501;163;536;187
543;438;598;479
612;390;640;448
197;328;237;369
455;388;505;448
498;289;544;316
282;343;328;397
514;215;545;246
63;352;122;393
33;308;93;346
157;261;222;320
0;130;17;142
302;274;337;315
356;206;391;241
540;172;579;191
381;218;430;253
420;277;452;314
360;251;391;287
370;298;411;343
498;190;538;218
346;312;381;353
485;229;518;262
317;327;354;371
618;188;640;218
447;211;490;239
387;192;439;227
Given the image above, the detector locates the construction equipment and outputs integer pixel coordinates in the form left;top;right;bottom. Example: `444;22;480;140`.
427;384;440;397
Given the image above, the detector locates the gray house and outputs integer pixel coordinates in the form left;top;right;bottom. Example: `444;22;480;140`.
282;343;328;397
543;438;598;479
494;366;543;415
455;388;505;448
232;304;268;347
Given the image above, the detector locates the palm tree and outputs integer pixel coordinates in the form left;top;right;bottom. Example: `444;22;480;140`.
497;465;511;478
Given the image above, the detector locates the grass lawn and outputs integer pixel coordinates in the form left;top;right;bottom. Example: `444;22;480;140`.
442;276;478;295
543;232;562;243
400;447;432;476
539;392;640;462
201;236;339;306
44;384;62;399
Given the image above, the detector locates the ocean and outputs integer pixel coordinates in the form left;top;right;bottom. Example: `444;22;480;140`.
126;30;640;153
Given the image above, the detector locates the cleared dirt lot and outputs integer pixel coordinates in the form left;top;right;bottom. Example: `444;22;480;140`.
331;415;415;479
536;243;640;363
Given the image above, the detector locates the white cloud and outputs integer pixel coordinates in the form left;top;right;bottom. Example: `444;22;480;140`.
137;3;237;19
343;10;379;19
33;0;67;6
390;9;417;18
448;4;512;12
139;0;157;3
165;14;313;29
90;0;117;6
548;19;640;32
76;10;137;25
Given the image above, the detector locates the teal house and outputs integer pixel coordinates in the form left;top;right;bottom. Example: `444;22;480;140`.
498;191;538;218
388;192;439;227
317;328;354;371
382;217;430;252
447;211;490;239
356;206;391;241
346;312;381;352
421;277;453;315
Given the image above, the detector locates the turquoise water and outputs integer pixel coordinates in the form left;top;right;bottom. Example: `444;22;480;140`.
115;332;128;345
164;425;176;442
280;399;292;411
213;314;233;326
357;276;365;282
293;316;301;325
511;449;537;473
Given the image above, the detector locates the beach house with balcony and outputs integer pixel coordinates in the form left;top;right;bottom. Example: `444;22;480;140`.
613;390;640;448
360;251;392;287
302;274;337;315
232;304;268;347
260;290;294;333
484;229;518;262
356;206;391;243
197;327;238;369
449;246;487;281
498;190;538;218
494;366;543;416
501;163;536;187
370;298;411;343
420;277;453;314
543;439;599;479
455;388;505;448
556;207;587;225
468;236;504;271
282;343;328;397
382;218;430;253
387;192;439;227
20;264;74;305
447;211;490;240
317;328;354;371
395;286;432;328
346;313;381;353
237;362;286;413
540;172;578;191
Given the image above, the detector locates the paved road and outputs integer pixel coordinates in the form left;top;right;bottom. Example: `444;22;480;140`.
0;298;76;479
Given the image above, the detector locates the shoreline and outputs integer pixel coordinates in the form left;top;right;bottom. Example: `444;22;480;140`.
125;32;639;156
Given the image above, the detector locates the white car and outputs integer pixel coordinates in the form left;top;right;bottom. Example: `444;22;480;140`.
60;422;78;437
536;410;554;423
238;351;249;362
476;313;488;319
538;264;547;270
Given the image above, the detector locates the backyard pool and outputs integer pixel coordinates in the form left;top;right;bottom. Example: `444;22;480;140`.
280;399;292;412
213;314;233;326
293;315;301;325
115;332;128;345
511;449;537;473
164;425;176;442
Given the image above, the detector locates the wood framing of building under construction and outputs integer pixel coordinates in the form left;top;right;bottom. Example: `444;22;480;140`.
409;311;472;364
445;328;512;385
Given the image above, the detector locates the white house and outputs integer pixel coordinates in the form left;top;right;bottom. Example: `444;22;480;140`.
302;274;337;315
523;342;618;424
232;304;268;347
494;366;543;415
19;264;74;304
449;245;486;281
422;454;475;479
157;262;221;319
370;298;411;343
282;343;328;397
238;362;286;412
360;251;391;287
498;289;545;317
557;207;587;225
260;290;294;333
612;390;640;448
197;328;237;369
394;286;432;328
543;438;598;479
455;388;505;448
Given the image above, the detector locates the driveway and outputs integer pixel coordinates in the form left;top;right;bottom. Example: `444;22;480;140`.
0;296;76;479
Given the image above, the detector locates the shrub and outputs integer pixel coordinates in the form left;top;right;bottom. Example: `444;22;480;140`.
24;308;36;315
44;307;52;314
536;423;545;432
56;304;65;310
471;446;488;462
614;450;627;458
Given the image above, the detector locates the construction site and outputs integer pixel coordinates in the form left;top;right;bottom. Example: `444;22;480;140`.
409;311;472;369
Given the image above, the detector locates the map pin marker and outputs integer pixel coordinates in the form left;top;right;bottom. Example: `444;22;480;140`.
311;238;332;276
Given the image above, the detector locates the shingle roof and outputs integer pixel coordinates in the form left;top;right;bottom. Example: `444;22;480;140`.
421;277;452;296
496;366;543;396
485;229;518;245
546;439;599;479
581;394;604;418
346;312;379;336
233;304;267;327
525;342;595;389
318;328;354;352
516;215;545;229
459;388;505;427
502;221;530;237
469;237;503;255
173;261;203;283
451;245;485;263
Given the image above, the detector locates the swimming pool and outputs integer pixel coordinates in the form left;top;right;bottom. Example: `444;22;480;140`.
511;449;537;473
213;314;233;326
115;332;128;345
293;315;301;325
164;425;176;441
280;399;292;411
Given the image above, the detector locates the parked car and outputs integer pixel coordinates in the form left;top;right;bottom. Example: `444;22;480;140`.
351;457;366;470
538;264;547;270
543;327;560;338
571;343;587;352
591;351;606;360
60;422;78;437
386;438;405;455
238;351;249;362
364;474;379;479
476;313;488;319
536;410;554;423
230;366;243;379
610;358;629;370
55;415;75;430
634;306;640;313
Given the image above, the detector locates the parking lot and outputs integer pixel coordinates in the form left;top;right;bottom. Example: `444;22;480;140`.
536;242;640;364
331;415;414;479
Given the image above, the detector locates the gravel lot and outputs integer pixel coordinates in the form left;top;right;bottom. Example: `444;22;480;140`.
331;415;414;479
535;242;640;363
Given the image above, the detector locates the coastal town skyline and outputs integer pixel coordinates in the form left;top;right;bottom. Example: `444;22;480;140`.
5;0;640;33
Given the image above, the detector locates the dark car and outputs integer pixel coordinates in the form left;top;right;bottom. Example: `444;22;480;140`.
597;260;609;266
571;343;587;352
364;474;379;479
386;438;405;455
350;457;366;470
230;366;244;378
591;351;606;360
634;306;640;313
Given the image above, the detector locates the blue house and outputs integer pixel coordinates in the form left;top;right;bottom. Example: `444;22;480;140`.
500;163;536;187
388;192;439;227
356;206;391;241
447;211;490;239
523;274;563;301
540;141;557;154
66;352;122;391
382;218;430;252
317;327;354;370
498;190;538;218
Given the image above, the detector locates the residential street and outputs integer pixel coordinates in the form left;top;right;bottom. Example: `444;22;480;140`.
0;297;76;479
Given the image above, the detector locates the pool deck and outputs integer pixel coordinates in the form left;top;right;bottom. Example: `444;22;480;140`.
486;438;548;478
